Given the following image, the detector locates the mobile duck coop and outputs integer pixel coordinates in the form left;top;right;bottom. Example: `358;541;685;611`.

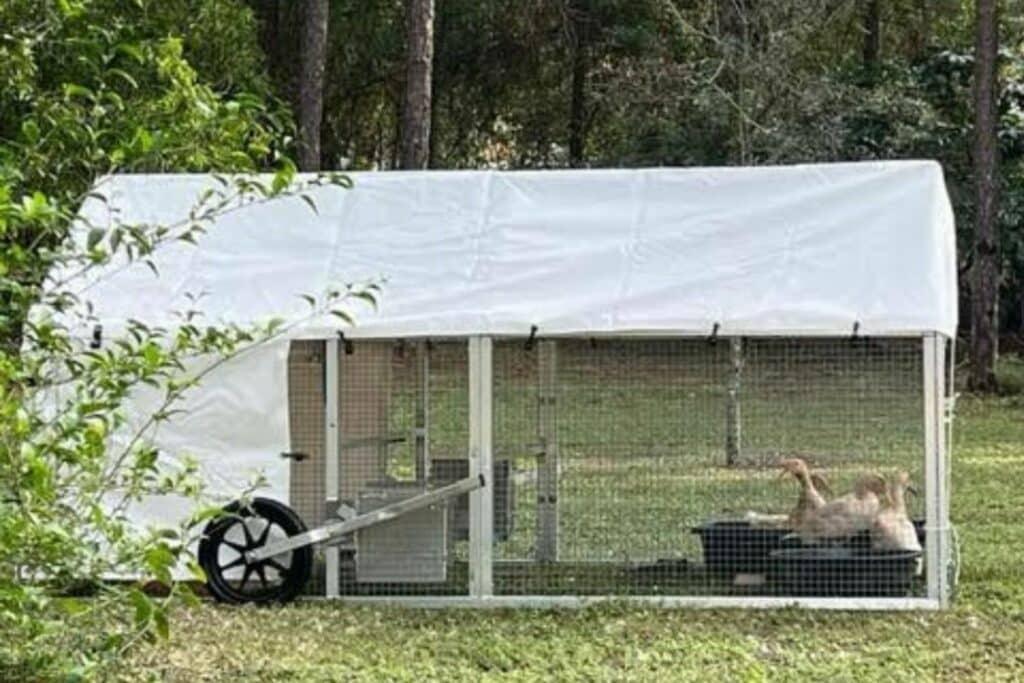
74;162;956;609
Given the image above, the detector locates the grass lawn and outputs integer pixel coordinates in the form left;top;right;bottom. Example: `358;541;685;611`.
115;394;1024;682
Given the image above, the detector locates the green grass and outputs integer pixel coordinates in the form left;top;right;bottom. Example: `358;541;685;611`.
116;395;1024;682
996;354;1024;395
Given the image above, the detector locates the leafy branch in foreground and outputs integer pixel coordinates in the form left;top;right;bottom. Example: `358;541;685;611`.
0;170;370;680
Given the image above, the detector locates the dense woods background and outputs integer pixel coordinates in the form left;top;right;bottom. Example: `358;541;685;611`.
254;0;1024;382
1;0;1023;382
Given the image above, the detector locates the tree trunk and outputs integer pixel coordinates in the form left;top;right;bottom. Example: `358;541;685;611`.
251;0;278;61
568;0;589;168
861;0;881;75
913;0;932;57
969;0;1000;392
400;0;435;170
251;2;300;112
298;0;329;171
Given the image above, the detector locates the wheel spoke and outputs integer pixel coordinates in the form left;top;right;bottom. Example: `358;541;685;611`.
220;556;245;571
241;521;255;548
265;557;288;574
240;564;254;589
255;564;269;589
255;521;272;548
224;540;248;553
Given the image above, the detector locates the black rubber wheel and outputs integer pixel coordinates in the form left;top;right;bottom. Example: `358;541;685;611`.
198;497;312;604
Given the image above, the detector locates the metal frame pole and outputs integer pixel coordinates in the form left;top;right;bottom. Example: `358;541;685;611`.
324;338;340;598
468;336;494;597
415;340;430;482
923;332;949;605
536;340;559;561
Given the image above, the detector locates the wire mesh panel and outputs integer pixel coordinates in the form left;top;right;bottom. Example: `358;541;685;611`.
335;340;470;596
285;339;472;596
492;336;927;599
288;341;327;528
286;340;327;594
288;335;934;603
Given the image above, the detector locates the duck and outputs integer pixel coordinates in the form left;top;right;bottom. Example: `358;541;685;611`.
792;472;888;543
744;457;830;529
779;458;831;528
871;470;922;552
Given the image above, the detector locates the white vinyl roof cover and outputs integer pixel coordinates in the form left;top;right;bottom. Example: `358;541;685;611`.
73;161;958;340
63;162;957;540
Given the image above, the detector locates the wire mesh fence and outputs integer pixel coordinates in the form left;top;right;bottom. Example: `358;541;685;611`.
287;335;932;601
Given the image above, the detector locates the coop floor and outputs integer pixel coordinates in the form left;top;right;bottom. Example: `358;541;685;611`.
330;560;925;599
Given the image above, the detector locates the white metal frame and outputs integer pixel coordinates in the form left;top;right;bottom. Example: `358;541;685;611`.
536;340;559;561
324;337;341;598
468;336;494;597
313;596;941;610
923;332;952;606
310;332;951;610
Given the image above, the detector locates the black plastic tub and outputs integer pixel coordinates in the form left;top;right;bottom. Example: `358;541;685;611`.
768;546;921;597
691;521;794;574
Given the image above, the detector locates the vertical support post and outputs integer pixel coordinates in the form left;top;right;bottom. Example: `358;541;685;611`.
536;340;559;562
415;341;430;483
468;336;494;598
725;337;743;467
923;333;949;605
324;338;341;599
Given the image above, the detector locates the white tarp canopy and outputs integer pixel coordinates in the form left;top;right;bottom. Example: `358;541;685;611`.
73;161;957;341
61;161;957;529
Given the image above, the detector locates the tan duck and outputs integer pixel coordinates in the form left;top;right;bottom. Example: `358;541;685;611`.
871;470;922;552
794;472;888;543
744;457;830;529
779;457;831;528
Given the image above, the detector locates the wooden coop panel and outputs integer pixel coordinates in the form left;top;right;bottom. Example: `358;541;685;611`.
287;341;327;526
339;342;392;502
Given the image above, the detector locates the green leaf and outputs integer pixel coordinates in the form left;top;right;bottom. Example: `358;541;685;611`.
187;559;207;583
86;228;106;251
107;68;139;90
330;309;355;325
299;193;319;215
351;291;378;311
129;589;153;628
57;597;89;615
20;191;49;220
272;159;297;195
153;607;170;640
114;42;146;64
63;83;95;101
20;119;40;143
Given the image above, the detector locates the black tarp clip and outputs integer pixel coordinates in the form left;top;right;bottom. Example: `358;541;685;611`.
338;331;354;355
708;322;720;346
524;325;539;351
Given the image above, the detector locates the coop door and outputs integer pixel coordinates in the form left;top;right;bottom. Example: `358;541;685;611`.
330;340;472;595
286;340;327;529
